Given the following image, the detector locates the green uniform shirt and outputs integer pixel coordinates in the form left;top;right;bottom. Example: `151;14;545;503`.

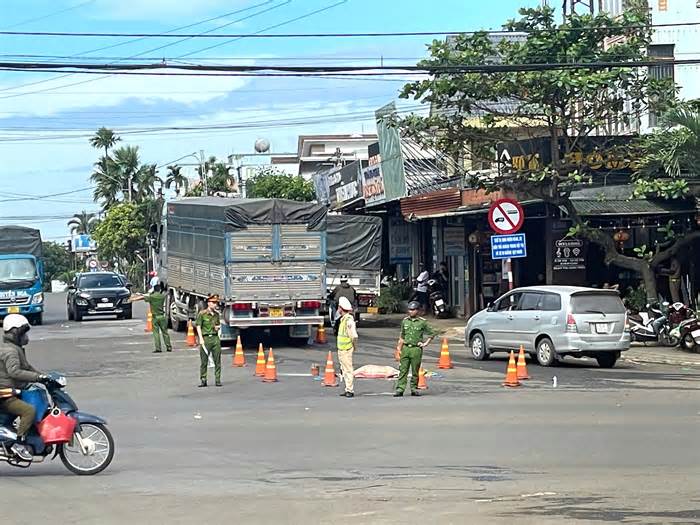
400;316;438;346
196;310;220;337
143;292;166;317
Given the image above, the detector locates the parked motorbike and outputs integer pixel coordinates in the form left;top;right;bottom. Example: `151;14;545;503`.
668;305;700;353
0;372;115;475
629;302;678;346
427;278;449;319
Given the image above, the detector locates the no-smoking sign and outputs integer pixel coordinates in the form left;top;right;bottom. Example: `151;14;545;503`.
488;198;524;235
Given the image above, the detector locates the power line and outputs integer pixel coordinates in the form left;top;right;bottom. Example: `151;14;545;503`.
0;0;96;30
2;21;700;38
1;58;698;74
0;0;287;97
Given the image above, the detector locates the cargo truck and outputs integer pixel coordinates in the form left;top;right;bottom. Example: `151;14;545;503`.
0;226;45;325
325;214;382;324
156;198;326;342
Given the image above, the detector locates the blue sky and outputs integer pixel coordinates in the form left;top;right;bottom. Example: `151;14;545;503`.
0;0;539;240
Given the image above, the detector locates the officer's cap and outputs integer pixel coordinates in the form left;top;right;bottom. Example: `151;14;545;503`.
207;294;220;303
407;301;421;310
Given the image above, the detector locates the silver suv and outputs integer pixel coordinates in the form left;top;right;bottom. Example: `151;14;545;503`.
465;286;630;368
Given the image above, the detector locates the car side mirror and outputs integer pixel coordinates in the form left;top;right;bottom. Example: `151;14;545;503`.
125;283;133;290
68;284;76;290
486;302;493;312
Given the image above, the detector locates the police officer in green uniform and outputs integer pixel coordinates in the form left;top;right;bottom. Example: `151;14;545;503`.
196;295;222;387
130;283;172;353
395;300;438;397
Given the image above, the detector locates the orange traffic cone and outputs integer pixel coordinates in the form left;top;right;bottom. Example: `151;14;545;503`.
254;343;266;377
315;325;327;344
186;320;196;347
503;351;521;387
417;367;428;390
262;348;278;383
232;336;246;367
394;345;401;362
322;350;338;387
144;307;153;333
516;345;530;380
437;337;453;369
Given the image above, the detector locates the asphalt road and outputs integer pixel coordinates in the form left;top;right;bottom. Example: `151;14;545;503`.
2;293;699;524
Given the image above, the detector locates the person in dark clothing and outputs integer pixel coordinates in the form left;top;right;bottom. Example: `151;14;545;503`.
0;314;50;461
330;275;357;331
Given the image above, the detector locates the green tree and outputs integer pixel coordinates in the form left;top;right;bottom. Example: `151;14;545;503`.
67;210;97;235
91;202;148;287
41;241;71;289
246;167;315;201
90;127;121;159
91;156;121;208
185;156;236;197
165;165;189;196
398;4;677;299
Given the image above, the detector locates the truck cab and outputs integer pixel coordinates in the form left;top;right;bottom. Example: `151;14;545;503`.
0;254;44;325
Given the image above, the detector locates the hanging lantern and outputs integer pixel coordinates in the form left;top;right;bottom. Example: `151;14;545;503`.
613;229;630;249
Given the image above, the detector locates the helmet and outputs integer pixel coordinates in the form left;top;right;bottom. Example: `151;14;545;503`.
340;275;348;281
2;314;30;332
407;301;421;311
149;271;157;277
338;297;353;311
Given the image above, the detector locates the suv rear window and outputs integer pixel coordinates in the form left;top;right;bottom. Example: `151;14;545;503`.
571;293;625;314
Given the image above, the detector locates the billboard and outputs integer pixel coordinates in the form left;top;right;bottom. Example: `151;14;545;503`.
71;234;97;253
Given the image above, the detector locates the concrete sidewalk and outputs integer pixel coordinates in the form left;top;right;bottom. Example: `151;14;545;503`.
369;314;700;368
623;344;700;368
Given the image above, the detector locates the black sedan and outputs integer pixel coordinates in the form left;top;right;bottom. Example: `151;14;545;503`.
67;272;132;321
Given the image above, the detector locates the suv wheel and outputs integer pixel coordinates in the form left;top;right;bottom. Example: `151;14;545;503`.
74;309;83;322
470;332;489;361
67;305;74;321
595;352;619;368
536;337;556;367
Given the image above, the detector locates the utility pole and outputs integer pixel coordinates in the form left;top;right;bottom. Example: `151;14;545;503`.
128;173;133;203
200;149;207;197
563;0;600;19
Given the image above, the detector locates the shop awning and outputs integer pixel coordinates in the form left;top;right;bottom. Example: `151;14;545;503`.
569;185;696;216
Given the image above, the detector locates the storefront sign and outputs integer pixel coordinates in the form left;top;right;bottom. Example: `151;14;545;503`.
490;234;527;260
553;239;585;271
376;103;407;202
389;217;412;264
444;227;466;256
328;161;362;207
362;142;385;205
497;136;638;174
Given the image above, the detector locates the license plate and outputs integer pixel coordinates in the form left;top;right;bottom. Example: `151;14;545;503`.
96;303;113;309
692;329;700;339
366;306;379;314
595;323;609;334
8;306;19;314
270;308;283;317
435;299;444;306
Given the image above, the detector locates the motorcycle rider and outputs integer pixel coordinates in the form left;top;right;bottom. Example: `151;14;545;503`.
0;314;50;461
330;275;357;331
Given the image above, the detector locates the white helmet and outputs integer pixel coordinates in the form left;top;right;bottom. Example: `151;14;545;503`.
338;297;353;312
2;314;30;332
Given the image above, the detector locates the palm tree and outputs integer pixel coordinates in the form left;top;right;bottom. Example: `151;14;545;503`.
112;145;141;202
639;105;700;180
134;163;162;201
91;157;122;209
90;127;121;158
165;165;189;196
68;211;97;235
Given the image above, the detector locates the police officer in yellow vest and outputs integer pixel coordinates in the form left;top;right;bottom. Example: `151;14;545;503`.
336;296;358;398
395;300;437;397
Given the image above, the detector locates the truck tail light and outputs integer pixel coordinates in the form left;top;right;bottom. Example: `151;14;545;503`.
232;303;252;311
300;301;321;309
566;313;578;333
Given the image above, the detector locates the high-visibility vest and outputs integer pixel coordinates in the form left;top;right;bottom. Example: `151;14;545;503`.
336;314;354;351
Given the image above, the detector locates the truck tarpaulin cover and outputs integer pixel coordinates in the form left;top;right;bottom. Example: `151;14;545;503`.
0;226;42;258
327;215;381;271
224;199;327;230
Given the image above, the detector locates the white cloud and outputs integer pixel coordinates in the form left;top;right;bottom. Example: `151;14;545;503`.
0;68;252;117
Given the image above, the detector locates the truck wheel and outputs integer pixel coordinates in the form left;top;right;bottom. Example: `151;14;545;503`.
168;295;186;332
32;313;43;326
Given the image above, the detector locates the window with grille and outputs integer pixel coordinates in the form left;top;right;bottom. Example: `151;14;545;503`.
648;44;675;128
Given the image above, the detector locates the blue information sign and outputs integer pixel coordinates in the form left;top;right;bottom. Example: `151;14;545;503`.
490;233;527;260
